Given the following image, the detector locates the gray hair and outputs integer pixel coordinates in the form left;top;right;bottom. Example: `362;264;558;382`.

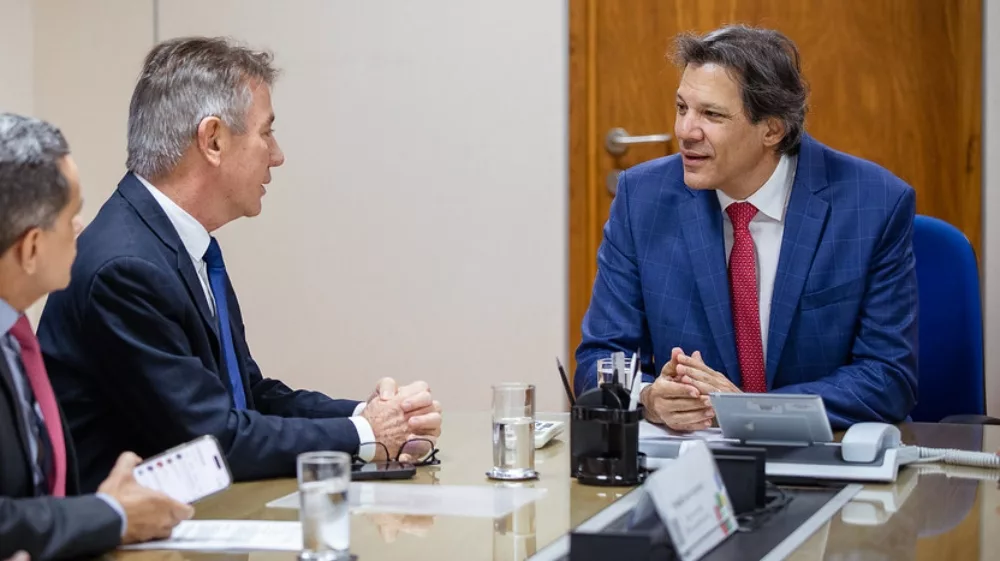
126;36;279;179
0;113;71;255
673;25;809;154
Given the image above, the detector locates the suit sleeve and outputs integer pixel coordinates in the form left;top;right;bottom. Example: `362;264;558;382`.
574;171;655;396
227;291;361;419
245;359;361;419
772;187;919;429
0;495;121;561
84;257;362;481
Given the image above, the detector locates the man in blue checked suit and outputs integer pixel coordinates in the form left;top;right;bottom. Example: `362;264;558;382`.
38;37;443;492
574;25;917;431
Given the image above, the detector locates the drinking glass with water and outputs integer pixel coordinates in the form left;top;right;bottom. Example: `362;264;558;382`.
596;356;635;386
298;451;351;561
487;383;538;481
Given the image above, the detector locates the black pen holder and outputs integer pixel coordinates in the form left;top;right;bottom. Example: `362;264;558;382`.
571;382;645;486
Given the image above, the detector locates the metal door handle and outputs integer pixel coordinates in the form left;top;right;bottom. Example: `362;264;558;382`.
605;127;672;155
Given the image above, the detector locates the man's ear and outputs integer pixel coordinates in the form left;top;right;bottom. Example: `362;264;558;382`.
13;228;41;275
762;116;787;149
196;117;226;167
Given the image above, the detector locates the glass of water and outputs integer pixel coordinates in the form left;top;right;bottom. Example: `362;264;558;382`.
596;357;635;385
487;383;538;480
298;451;351;561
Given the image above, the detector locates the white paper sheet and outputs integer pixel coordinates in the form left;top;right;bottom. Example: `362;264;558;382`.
638;420;728;441
266;482;546;518
119;520;302;552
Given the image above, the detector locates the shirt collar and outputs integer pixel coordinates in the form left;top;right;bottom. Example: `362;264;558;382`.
0;298;19;337
135;174;212;263
716;153;797;222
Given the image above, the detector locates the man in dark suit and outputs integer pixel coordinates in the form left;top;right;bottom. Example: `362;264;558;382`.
38;37;443;492
0;113;192;561
574;26;918;430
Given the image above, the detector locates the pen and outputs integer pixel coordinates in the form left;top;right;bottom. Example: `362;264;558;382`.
629;351;638;389
555;357;576;406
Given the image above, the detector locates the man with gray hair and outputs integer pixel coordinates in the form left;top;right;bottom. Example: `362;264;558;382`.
0;113;191;561
38;37;443;492
574;25;918;430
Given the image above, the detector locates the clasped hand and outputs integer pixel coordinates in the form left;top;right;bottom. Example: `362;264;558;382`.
640;347;739;431
360;378;442;462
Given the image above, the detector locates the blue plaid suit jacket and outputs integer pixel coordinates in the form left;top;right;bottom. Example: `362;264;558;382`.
574;135;918;428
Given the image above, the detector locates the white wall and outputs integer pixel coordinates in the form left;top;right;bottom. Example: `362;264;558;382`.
33;0;153;224
30;0;569;412
0;0;34;116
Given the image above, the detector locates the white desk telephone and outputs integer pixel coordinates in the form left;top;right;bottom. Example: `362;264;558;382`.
840;423;906;463
840;422;1000;468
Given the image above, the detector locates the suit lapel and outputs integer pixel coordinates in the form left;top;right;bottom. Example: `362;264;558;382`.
0;344;38;487
766;136;831;385
680;189;741;382
117;173;220;343
59;404;82;495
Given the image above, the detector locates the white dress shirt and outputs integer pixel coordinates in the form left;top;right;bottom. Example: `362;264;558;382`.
137;175;376;459
640;154;796;394
716;153;797;363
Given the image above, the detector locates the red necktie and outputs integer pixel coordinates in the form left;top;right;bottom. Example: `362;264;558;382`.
726;202;767;393
10;315;67;497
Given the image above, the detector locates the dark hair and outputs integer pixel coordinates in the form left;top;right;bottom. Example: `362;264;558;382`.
672;25;808;154
127;36;279;179
0;113;71;254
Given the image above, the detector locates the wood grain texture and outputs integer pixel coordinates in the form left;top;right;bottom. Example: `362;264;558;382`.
567;0;595;385
568;0;982;379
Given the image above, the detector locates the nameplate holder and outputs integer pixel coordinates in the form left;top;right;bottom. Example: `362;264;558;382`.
568;440;738;561
646;440;738;561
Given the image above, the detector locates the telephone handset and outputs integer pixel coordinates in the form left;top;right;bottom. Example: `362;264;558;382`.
840;422;1000;469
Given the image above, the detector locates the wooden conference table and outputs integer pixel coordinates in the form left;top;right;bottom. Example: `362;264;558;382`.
110;413;1000;561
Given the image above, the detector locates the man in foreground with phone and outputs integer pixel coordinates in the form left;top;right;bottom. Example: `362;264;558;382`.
0;113;192;561
38;37;443;493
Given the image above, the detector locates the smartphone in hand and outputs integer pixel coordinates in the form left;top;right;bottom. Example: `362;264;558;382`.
133;435;232;503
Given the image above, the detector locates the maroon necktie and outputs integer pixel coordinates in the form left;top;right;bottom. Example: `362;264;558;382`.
10;315;67;497
726;202;767;393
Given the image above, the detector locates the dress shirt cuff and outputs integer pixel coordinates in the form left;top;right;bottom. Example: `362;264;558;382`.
349;415;377;462
96;492;128;538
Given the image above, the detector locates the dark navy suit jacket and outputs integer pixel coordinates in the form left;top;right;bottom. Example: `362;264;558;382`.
574;135;918;428
0;350;120;561
39;173;363;492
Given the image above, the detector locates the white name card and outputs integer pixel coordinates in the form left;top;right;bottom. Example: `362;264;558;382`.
644;440;737;561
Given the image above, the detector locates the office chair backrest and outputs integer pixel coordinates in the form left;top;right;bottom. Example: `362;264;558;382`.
910;215;984;421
